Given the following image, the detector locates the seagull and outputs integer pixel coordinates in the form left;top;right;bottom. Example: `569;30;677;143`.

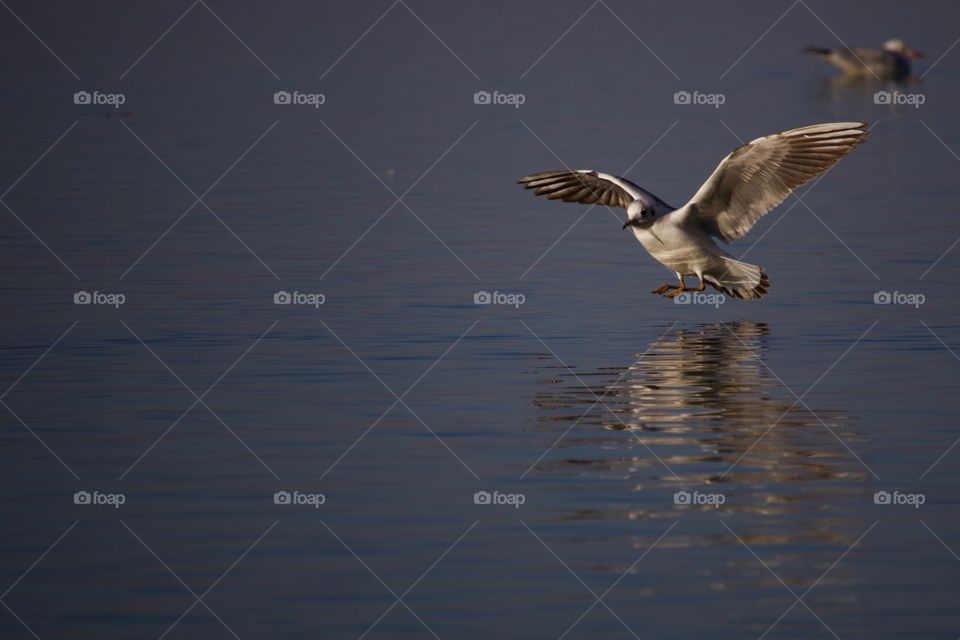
518;122;868;300
805;39;924;80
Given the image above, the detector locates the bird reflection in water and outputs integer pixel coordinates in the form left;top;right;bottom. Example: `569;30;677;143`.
530;322;869;525
528;322;872;629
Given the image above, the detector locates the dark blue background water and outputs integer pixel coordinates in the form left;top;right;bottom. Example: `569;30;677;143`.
2;1;960;638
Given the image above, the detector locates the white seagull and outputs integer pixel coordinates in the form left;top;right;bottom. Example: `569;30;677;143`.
805;39;924;80
518;122;868;300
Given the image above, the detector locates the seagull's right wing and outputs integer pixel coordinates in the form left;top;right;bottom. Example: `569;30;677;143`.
682;122;868;242
518;170;649;209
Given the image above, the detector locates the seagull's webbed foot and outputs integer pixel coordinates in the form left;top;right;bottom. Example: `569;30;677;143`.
665;286;687;299
651;284;673;294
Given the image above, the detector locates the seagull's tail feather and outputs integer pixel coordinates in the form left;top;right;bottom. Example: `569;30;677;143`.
804;45;833;58
704;258;769;300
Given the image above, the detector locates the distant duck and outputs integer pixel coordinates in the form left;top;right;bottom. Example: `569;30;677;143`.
805;38;924;80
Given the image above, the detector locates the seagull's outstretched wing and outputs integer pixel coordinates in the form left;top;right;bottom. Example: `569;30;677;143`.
518;170;661;210
683;122;868;242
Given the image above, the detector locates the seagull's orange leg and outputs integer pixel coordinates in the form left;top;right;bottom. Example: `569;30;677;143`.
680;278;706;292
664;274;687;298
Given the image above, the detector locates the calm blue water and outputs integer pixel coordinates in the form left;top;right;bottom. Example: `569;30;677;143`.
2;1;960;638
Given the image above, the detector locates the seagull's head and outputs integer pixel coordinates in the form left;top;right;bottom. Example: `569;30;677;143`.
623;200;654;230
884;38;924;58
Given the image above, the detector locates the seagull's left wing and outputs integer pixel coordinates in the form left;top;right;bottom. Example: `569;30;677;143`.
683;122;868;242
518;170;655;209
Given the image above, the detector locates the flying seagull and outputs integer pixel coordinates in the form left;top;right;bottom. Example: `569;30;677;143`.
518;122;868;300
805;39;923;80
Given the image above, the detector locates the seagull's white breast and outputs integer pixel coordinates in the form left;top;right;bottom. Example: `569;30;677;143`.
630;212;720;276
